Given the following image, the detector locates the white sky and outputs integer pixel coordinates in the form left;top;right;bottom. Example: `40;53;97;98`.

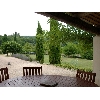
0;0;99;36
0;0;50;36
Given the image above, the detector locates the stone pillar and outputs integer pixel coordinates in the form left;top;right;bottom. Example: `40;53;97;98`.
93;35;100;86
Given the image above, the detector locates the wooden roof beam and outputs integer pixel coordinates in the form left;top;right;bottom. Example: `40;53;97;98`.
36;12;100;35
66;12;93;18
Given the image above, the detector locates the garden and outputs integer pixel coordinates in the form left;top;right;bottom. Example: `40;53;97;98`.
0;18;95;72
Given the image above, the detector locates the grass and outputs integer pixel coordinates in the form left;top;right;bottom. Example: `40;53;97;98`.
2;53;92;71
0;52;93;71
61;57;93;69
30;54;93;71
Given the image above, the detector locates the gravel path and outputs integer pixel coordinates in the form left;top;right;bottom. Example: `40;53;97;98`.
0;55;76;79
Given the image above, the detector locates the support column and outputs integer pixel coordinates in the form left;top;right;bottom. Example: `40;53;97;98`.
93;35;100;86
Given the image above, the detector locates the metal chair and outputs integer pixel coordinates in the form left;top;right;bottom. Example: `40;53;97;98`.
0;67;9;83
23;66;42;76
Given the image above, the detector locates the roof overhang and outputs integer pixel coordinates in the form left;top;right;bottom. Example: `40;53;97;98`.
36;12;100;35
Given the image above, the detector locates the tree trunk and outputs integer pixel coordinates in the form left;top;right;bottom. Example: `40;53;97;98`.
7;52;8;56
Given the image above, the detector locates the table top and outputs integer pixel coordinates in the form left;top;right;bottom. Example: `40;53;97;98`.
0;75;98;87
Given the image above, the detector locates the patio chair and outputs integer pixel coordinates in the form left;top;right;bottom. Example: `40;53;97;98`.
76;69;96;83
23;66;42;76
0;67;9;83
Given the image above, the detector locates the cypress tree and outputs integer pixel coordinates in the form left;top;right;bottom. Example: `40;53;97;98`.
48;18;61;64
14;32;17;42
36;21;44;64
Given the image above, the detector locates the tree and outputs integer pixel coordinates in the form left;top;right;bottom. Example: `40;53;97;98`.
36;21;44;64
47;18;61;64
14;32;17;42
22;42;34;54
0;35;3;46
63;42;77;57
42;30;49;54
80;48;93;60
2;34;8;43
1;41;22;56
59;23;94;59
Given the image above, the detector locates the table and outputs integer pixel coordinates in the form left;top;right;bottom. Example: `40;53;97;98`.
0;75;98;87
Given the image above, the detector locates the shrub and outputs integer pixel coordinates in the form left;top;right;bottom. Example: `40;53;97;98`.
81;49;93;60
0;50;2;54
1;41;22;55
49;45;61;64
29;56;33;62
12;54;34;62
55;63;92;72
26;54;29;57
63;42;77;57
12;54;30;61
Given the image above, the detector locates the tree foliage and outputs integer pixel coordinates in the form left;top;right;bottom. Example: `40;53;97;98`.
80;47;93;60
46;20;94;60
63;42;77;57
36;21;44;63
48;18;61;64
22;42;34;54
2;34;8;43
1;41;22;56
14;32;17;42
0;18;94;61
0;35;3;46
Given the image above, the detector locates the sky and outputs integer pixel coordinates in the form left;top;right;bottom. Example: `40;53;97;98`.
0;0;50;36
0;0;98;37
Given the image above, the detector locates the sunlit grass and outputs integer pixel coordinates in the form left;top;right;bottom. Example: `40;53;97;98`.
30;54;93;70
61;57;93;68
30;54;49;63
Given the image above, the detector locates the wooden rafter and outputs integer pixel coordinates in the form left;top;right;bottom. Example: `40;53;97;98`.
36;12;100;35
67;12;93;18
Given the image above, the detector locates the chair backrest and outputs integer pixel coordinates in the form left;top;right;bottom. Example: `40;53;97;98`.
23;66;42;76
0;67;9;83
76;69;96;83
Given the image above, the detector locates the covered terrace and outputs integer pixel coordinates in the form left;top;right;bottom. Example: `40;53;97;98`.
36;12;100;86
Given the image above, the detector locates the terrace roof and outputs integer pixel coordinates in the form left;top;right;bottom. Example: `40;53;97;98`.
36;12;100;35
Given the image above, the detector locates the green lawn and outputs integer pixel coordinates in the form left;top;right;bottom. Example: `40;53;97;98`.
30;54;93;70
61;57;93;69
30;54;49;64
